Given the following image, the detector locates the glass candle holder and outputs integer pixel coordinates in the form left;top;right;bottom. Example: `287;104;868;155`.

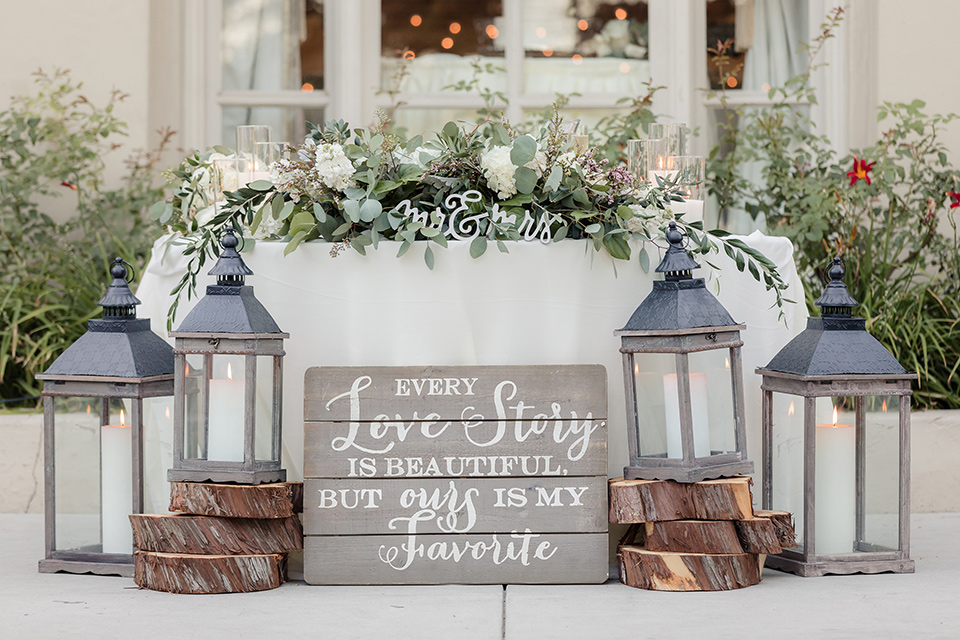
627;138;667;183
668;155;706;224
670;155;706;199
648;122;687;157
236;125;273;187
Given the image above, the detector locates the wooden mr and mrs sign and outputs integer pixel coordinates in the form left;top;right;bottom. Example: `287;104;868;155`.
302;365;609;585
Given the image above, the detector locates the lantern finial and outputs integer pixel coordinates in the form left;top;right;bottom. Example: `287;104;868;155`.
97;257;140;319
655;222;700;280
814;256;858;317
208;225;254;286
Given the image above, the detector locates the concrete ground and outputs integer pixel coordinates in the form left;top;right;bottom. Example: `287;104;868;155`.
2;513;959;639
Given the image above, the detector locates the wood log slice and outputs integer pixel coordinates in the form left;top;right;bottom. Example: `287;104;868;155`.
608;476;753;523
130;514;303;555
169;481;303;519
618;546;763;591
640;520;745;554
134;551;286;594
753;509;797;548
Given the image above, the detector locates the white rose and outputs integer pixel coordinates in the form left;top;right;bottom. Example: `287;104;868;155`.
194;204;216;227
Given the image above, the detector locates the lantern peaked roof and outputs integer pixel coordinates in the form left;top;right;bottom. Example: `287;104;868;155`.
41;258;174;379
620;222;737;331
760;256;908;377
172;226;283;335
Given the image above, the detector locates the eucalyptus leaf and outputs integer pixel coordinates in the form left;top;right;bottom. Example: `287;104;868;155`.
470;235;487;258
343;199;361;223
514;166;538;194
359;198;382;222
248;180;274;191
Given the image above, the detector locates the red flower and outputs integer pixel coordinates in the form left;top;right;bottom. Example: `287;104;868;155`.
948;192;960;209
847;156;876;186
60;181;78;191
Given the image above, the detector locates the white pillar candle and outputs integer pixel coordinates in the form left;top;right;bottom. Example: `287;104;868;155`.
207;363;245;461
815;407;856;554
672;199;704;225
101;413;133;554
663;373;710;458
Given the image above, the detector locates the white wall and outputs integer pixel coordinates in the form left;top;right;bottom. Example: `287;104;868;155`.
0;0;151;221
876;0;960;162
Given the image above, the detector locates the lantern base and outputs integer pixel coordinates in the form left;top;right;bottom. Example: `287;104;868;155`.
39;555;134;577
167;468;287;485
624;460;754;483
764;552;915;577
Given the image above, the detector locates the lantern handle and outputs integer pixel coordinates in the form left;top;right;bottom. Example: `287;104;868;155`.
121;259;136;284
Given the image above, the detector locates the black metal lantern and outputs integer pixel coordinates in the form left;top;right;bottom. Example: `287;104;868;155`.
615;222;752;482
36;259;174;576
758;257;915;576
168;227;288;485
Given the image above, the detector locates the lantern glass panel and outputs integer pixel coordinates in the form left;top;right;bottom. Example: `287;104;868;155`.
182;354;206;461
686;349;736;456
206;353;247;462
255;355;277;461
861;394;901;552
814;396;857;554
143;395;175;513
53;396;102;552
770;392;805;548
631;353;673;458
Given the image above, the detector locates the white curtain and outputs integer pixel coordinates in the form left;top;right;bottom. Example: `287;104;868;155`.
221;0;305;144
723;0;808;234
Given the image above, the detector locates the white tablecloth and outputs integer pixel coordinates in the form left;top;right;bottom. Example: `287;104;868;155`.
136;233;806;512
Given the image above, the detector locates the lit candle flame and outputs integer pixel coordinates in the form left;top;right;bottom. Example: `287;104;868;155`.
185;362;191;375
86;405;91;414
120;409;125;427
634;362;639;376
882;399;887;412
227;363;233;381
788;401;795;416
724;357;730;370
658;156;664;170
165;406;171;420
832;406;838;426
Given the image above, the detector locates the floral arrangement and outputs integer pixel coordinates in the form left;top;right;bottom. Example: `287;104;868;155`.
154;108;788;328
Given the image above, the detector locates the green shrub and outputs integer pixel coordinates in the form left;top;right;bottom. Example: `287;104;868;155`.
0;69;170;401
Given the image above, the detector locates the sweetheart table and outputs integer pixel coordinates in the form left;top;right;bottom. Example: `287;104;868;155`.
134;233;807;513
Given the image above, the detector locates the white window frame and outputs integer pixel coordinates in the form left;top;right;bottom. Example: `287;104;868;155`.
181;0;870;153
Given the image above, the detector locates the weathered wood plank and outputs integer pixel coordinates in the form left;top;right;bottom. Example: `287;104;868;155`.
134;551;286;594
303;477;607;535
304;365;607;422
640;520;744;554
618;546;763;591
608;476;754;523
169;481;303;519
130;514;303;555
304;420;606;479
303;533;609;585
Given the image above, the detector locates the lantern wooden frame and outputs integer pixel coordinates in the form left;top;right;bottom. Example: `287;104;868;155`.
168;331;288;485
759;371;916;576
617;324;753;482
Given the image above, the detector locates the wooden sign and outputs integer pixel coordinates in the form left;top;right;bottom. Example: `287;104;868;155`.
302;365;608;585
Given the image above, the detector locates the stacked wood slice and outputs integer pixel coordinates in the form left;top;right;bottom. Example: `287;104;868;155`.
609;476;796;592
131;482;303;594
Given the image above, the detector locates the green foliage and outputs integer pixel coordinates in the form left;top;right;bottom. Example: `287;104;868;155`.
158;102;789;329
706;8;960;408
0;69;169;400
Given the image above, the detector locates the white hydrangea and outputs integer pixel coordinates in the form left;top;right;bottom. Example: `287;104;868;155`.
625;204;675;237
314;142;356;192
251;210;284;240
480;146;548;201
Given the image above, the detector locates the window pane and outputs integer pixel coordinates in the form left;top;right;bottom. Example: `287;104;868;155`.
521;2;650;95
222;106;325;146
222;0;324;92
706;0;808;91
380;0;505;93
